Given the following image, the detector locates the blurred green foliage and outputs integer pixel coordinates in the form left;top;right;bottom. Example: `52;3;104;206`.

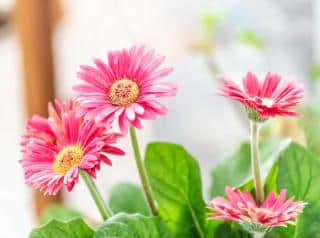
210;138;290;197
310;64;320;82
200;12;224;36
300;105;320;158
109;182;150;216
237;30;265;50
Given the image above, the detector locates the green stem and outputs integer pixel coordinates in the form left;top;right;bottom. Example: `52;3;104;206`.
250;121;264;205
253;232;265;238
129;126;157;215
80;170;113;220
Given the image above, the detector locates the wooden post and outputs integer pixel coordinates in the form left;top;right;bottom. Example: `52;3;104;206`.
14;0;62;219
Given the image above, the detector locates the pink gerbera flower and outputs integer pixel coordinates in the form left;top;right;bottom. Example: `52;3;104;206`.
20;100;124;195
73;45;178;134
218;72;303;122
208;187;305;234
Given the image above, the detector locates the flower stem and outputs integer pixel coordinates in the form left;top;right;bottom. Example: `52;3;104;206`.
129;126;157;215
250;121;264;205
253;232;265;238
80;170;113;220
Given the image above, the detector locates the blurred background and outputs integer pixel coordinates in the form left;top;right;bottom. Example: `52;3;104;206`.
0;0;319;236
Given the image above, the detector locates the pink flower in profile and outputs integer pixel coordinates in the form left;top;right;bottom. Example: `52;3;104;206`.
218;72;303;121
20;100;124;195
73;46;178;134
208;187;305;234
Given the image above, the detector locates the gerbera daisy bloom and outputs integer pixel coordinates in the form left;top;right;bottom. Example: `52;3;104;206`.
208;187;305;234
73;45;178;134
218;72;303;122
20;100;124;195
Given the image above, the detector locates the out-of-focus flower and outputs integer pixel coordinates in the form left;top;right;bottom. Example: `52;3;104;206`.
20;100;124;195
73;45;178;134
217;72;303;122
208;187;305;234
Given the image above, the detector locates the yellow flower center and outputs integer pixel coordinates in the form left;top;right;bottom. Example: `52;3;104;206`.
53;145;84;175
108;78;140;106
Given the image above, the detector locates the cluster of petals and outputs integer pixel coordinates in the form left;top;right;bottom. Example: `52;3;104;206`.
218;72;303;119
73;45;178;134
20;100;124;195
208;187;305;229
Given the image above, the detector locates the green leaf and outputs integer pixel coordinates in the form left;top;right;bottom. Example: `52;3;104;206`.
277;143;320;237
29;218;93;238
109;182;150;216
94;213;172;238
40;205;82;225
210;139;290;197
145;142;206;238
213;223;236;238
206;220;252;238
265;142;320;237
205;220;221;238
264;162;279;194
300;105;320;158
276;143;320;201
295;201;320;238
212;222;250;238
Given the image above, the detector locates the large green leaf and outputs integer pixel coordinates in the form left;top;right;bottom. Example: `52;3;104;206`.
300;106;320;159
94;213;172;238
145;142;206;238
264;142;320;237
210;139;290;197
29;218;93;238
276;143;320;237
40;205;82;225
109;182;150;216
276;143;320;201
295;201;320;238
